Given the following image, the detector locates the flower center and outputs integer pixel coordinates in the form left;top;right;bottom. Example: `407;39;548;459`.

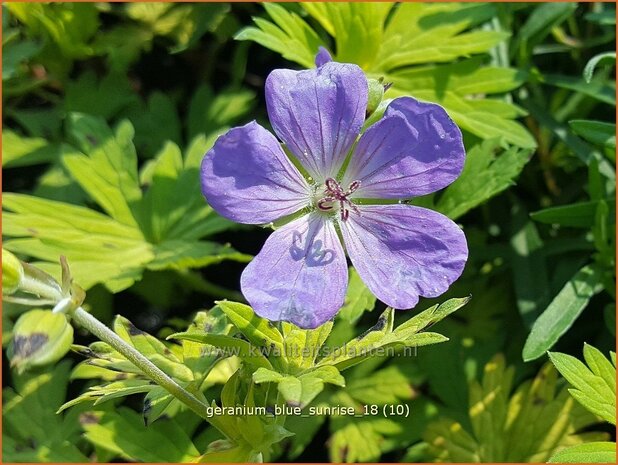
316;178;361;221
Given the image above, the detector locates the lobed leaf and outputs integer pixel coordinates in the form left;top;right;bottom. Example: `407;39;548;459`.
549;344;616;425
319;297;469;371
436;139;533;220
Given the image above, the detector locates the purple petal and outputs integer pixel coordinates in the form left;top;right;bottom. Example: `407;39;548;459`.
315;46;333;67
340;204;467;309
343;96;465;199
241;213;347;329
265;62;367;181
201;121;310;224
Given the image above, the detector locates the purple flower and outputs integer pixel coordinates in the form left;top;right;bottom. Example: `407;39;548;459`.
201;56;468;329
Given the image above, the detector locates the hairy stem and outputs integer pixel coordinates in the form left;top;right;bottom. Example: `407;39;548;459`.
71;306;213;422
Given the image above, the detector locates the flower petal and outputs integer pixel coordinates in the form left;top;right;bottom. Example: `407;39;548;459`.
343;96;465;199
241;213;347;329
340;204;467;309
201;121;310;224
315;46;333;67
265;62;367;181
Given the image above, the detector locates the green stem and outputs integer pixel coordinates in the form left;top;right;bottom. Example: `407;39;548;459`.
71;307;213;422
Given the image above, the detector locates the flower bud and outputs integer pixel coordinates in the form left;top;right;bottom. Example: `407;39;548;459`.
10;309;73;373
366;78;385;116
2;249;24;295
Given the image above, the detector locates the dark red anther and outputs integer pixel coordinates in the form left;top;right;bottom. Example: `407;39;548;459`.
317;178;361;221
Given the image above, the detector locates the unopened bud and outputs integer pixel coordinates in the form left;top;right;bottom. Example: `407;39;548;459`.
367;78;386;116
10;309;73;373
2;249;24;295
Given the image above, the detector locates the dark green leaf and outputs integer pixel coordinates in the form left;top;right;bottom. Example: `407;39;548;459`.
523;265;604;361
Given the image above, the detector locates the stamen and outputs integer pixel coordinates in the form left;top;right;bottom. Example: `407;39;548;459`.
318;178;362;221
317;197;335;211
346;180;361;194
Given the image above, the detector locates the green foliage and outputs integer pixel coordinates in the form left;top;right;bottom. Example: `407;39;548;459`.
61;309;228;426
432;139;533;220
549;344;616;425
82;408;201;462
548;345;616;463
171;298;468;409
3;116;249;292
423;355;609;462
523;265;604;361
336;267;376;323
238;2;535;148
549;442;616;463
2;2;617;463
2;362;89;462
531;200;616;228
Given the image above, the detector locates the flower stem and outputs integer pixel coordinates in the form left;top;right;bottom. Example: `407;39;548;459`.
71;306;212;421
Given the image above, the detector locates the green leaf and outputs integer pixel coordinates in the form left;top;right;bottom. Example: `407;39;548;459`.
569;120;616;150
148;240;250;271
319;297;469;371
523;265;604;361
523;99;615;180
303;2;393;67
187;85;255;141
542;73;616;106
253;367;284;384
113;315;194;382
280;320;333;370
82;407;200;462
130;91;181;157
549;442;616;463
583;52;616;83
240;2;534;148
329;416;402;462
63;113;142;227
169;333;272;370
2;193;153;292
376;3;503;69
436;139;533;220
338;267;376;323
135;139;237;243
2;37;41;80
2;362;89;462
4;123;241;292
514;2;577;52
1;130;60;168
346;365;414;405
217;301;285;353
143;386;175;426
7;3;99;65
58;379;154;413
255;366;345;408
531;200;616;228
65;72;140;119
235;3;323;69
549;344;616;424
127;3;229;53
509;203;551;327
424;355;608;462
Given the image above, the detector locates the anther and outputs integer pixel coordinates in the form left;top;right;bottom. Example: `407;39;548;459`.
317;178;361;221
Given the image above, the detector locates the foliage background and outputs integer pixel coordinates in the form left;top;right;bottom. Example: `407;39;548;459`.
2;2;616;463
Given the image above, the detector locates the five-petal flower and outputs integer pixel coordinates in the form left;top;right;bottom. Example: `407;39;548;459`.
201;55;468;329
